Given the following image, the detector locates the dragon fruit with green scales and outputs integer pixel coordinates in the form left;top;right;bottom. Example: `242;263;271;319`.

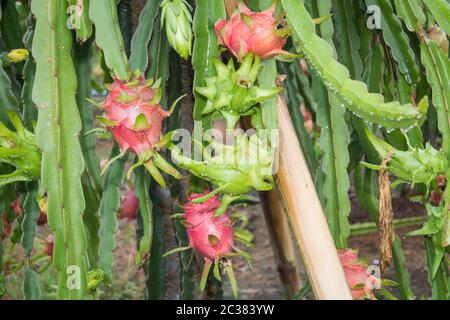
214;0;293;60
98;73;183;187
165;192;253;298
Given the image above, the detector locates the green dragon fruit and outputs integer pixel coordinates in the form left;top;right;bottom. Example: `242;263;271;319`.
98;73;182;188
362;126;448;190
195;53;282;129
161;0;193;60
171;133;274;215
0;112;40;186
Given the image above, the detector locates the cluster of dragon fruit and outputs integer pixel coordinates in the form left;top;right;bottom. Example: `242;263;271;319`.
0;1;391;300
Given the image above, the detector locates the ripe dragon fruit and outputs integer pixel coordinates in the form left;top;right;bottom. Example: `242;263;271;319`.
184;193;234;261
195;53;282;129
214;1;292;60
43;234;54;257
98;74;182;188
181;193;251;298
338;249;378;300
118;188;138;220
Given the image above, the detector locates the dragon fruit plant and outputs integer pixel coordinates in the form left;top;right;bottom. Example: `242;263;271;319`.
1;0;449;302
165;193;252;298
215;0;293;60
97;73;182;188
195;53;282;129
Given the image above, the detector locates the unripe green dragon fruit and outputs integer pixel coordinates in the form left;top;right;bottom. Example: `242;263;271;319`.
0;112;40;186
171;133;274;215
161;0;193;60
362;126;448;190
195;53;282;129
98;73;182;188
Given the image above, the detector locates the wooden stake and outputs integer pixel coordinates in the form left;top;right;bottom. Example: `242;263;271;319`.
275;97;352;300
259;190;302;298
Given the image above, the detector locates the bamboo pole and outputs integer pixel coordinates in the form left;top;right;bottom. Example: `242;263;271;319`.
259;189;302;298
275;97;352;300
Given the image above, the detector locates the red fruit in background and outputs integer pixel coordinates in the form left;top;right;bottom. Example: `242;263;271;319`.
338;249;378;300
436;175;446;187
300;103;313;133
184;193;234;261
1;214;12;240
118;189;139;220
43;234;54;256
430;191;442;205
10;198;21;216
214;1;290;60
103;76;170;159
37;197;48;225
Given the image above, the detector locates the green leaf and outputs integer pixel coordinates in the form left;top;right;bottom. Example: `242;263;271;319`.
423;0;450;35
281;0;421;128
32;0;88;299
310;0;351;248
134;166;153;268
0;62;19;128
22;266;41;300
20;183;40;257
89;0;130;80
393;0;426;32
68;0;93;42
192;0;225;122
0;0;23;50
98;145;125;282
365;0;420;84
129;0;160;72
21;11;37;130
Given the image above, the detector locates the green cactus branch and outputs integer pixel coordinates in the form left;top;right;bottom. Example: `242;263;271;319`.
32;0;88;299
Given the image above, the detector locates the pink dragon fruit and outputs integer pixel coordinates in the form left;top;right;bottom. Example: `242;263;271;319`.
118;189;139;221
184;193;234;261
338;249;378;300
43;234;54;257
99;74;182;187
10;198;21;216
214;1;291;60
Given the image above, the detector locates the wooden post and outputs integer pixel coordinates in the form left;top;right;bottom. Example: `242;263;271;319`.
259;190;302;298
275;97;352;299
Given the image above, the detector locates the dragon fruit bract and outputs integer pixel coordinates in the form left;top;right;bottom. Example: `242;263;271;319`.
214;1;291;60
100;74;182;187
338;249;378;300
184;193;234;261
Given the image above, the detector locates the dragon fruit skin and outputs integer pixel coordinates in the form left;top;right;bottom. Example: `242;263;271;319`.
338;249;377;300
103;76;169;159
100;75;182;187
184;193;234;261
118;189;139;221
43;234;54;257
214;1;289;60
